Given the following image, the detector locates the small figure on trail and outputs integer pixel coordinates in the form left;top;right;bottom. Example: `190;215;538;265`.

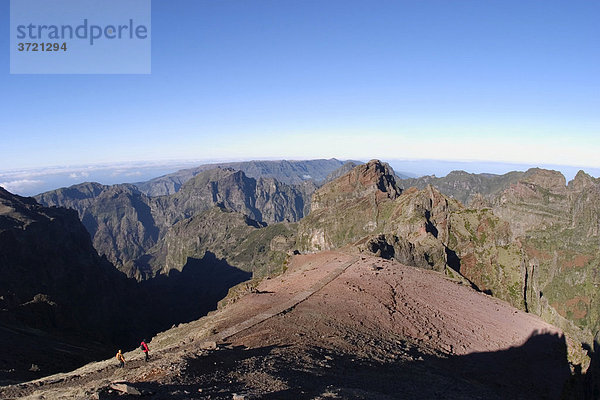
140;339;149;362
116;349;125;368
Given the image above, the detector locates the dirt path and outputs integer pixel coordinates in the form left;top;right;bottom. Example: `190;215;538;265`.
217;255;359;341
0;251;577;400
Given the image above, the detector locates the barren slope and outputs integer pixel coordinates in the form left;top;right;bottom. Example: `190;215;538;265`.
1;252;574;399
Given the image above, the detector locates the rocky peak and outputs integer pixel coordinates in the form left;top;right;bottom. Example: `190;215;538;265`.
521;168;567;193
568;170;598;192
1;187;43;229
311;160;401;211
357;160;402;197
34;182;108;212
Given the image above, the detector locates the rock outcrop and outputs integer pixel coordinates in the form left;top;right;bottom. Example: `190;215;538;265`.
0;187;143;382
0;187;252;384
135;158;350;196
399;166;600;363
297;161;524;309
296;160;600;346
0;252;578;399
36;168;311;278
36;183;160;274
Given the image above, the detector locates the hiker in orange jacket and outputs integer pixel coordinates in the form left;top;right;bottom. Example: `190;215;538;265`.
140;340;149;362
116;349;125;368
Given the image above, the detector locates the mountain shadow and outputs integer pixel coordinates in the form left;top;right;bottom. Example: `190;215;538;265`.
564;335;600;399
118;332;573;399
444;246;461;273
138;252;251;338
585;337;600;399
437;331;572;399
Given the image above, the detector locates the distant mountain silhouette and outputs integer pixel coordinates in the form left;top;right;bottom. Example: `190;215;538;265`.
134;158;354;196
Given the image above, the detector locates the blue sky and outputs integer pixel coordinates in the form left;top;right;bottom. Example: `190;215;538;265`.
1;0;599;193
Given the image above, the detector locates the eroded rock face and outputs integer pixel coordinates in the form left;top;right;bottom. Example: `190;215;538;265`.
400;166;600;355
398;170;526;206
298;161;537;313
144;206;296;278
36;168;312;278
156;168;310;226
135;158;349;196
310;160;401;212
36;183;160;273
0;187;254;383
0;187;145;380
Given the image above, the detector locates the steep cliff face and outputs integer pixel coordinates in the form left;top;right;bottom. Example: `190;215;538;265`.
297;161;534;312
496;170;600;349
0;187;130;336
398;170;525;205
154;168;310;227
36;183;160;273
142;206;295;279
297;160;401;252
0;187;253;383
34;182;107;211
489;168;570;238
36;168;312;278
0;187;144;381
135;159;349;196
399;166;600;355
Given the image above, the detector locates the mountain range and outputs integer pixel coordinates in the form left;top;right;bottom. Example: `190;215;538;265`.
134;158;355;196
2;158;600;397
35;167;314;279
0;186;250;384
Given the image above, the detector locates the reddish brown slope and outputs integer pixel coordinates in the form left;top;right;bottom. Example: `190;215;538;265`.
1;252;574;399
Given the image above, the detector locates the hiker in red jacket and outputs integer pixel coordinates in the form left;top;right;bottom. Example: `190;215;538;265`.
140;340;149;362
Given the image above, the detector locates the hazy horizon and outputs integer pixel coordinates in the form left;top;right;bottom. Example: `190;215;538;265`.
2;157;599;197
1;1;598;177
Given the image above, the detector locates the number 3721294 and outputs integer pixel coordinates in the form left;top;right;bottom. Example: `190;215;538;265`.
17;42;67;52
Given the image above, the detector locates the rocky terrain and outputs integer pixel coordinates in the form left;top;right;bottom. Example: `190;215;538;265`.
0;186;141;383
297;161;524;307
134;159;354;197
298;160;600;371
0;187;250;385
5;158;600;398
400;166;600;358
36;168;310;278
398;170;526;206
142;205;296;279
152;167;311;227
2;252;589;399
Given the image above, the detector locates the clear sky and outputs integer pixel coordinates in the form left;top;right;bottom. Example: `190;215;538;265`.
1;1;599;178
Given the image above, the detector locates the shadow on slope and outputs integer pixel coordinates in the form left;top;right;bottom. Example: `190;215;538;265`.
439;331;571;399
111;332;573;400
586;337;600;399
138;252;251;339
565;336;600;400
0;252;250;386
